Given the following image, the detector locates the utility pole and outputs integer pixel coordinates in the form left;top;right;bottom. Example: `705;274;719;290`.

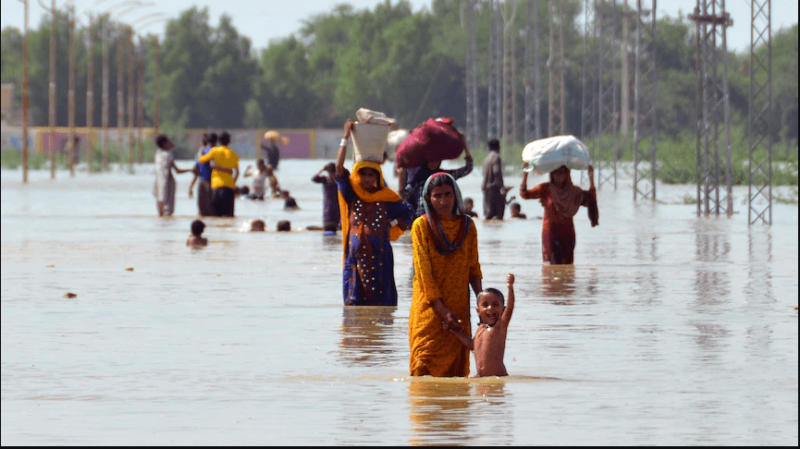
620;0;630;134
117;26;126;164
633;0;658;201
68;4;76;176
16;0;30;184
136;36;144;163
487;0;500;140
127;29;136;169
465;0;477;149
40;0;58;179
524;0;542;143
548;0;566;137
580;0;596;145
501;1;518;144
747;0;772;225
102;15;110;169
86;13;95;171
153;36;160;134
690;0;733;215
596;0;619;190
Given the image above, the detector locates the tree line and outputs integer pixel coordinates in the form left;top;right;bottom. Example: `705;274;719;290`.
1;0;797;147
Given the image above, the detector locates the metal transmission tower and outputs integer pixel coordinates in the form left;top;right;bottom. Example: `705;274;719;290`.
632;0;658;201
595;0;619;190
747;0;772;225
580;0;596;145
690;0;733;216
524;0;542;142
487;0;501;139
548;0;566;137
501;1;518;143
464;0;479;148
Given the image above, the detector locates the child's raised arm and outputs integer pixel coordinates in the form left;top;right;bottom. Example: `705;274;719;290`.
501;273;515;326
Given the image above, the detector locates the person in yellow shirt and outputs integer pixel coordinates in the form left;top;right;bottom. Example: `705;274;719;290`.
198;131;240;217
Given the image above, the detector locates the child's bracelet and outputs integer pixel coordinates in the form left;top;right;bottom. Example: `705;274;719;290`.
339;138;348;148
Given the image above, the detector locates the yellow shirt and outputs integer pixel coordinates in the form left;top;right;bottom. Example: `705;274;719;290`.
198;145;239;189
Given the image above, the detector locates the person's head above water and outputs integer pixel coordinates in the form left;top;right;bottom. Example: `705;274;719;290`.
476;287;505;326
277;220;291;232
464;197;474;211
358;167;381;192
155;134;174;151
324;162;336;174
250;219;265;232
190;219;205;237
257;159;267;170
425;173;458;219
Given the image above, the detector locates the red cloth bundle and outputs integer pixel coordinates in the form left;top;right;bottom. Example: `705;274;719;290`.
395;118;466;169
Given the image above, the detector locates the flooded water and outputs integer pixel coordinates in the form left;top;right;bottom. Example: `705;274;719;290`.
1;160;797;445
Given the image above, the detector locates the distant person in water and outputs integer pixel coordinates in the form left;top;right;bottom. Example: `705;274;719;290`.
153;134;191;217
509;202;526;219
519;163;599;264
250;219;266;232
312;162;341;231
198;131;240;217
188;133;217;216
463;197;478;218
186;219;208;247
446;273;516;377
336;118;415;306
243;159;270;200
282;190;299;210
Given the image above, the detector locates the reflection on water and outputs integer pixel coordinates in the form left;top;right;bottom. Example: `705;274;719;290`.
1;166;797;445
338;306;399;367
408;379;472;445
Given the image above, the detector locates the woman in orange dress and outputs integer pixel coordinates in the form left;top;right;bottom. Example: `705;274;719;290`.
519;164;599;264
409;173;482;377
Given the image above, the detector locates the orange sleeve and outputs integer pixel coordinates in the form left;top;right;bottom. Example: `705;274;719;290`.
520;183;545;200
467;224;482;280
411;217;442;305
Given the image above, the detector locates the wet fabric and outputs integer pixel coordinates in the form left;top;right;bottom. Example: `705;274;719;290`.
195;147;212;181
153;149;176;215
197;178;214;216
312;174;341;228
198;145;239;189
336;163;415;306
211;187;235;217
409;215;481;377
520;182;596;264
481;151;506;219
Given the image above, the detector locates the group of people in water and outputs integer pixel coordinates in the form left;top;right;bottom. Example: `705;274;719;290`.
157;119;599;378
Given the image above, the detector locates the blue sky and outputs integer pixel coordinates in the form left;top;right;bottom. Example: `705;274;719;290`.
2;0;797;52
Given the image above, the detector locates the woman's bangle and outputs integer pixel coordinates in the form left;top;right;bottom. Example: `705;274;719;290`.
339;138;348;148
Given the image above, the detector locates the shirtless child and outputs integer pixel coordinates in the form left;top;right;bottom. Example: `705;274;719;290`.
186;219;208;247
446;273;515;377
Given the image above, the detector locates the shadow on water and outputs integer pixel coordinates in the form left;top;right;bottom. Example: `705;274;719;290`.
338;306;401;367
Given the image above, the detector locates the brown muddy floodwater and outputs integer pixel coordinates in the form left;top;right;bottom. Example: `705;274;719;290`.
1;160;797;445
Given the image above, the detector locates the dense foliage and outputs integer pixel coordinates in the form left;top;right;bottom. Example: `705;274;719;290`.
2;0;797;182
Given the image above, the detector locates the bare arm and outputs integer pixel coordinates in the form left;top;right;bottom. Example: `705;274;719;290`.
233;163;240;183
587;165;596;191
243;165;254;178
470;276;482;299
188;169;198;197
172;161;191;174
335;119;355;179
433;298;464;333
501;273;515;326
444;322;474;350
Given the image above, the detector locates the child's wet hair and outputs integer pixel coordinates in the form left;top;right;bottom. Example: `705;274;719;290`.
324;162;336;173
478;287;505;305
511;202;521;211
464;197;474;205
191;219;205;236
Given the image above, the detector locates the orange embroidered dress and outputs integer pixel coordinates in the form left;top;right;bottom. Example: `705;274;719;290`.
409;216;482;377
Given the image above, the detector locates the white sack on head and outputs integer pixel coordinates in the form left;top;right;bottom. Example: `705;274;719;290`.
355;108;397;126
521;135;592;175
